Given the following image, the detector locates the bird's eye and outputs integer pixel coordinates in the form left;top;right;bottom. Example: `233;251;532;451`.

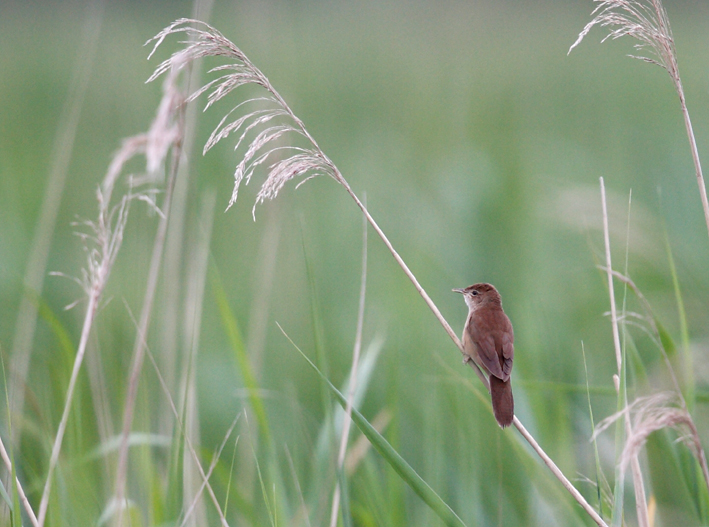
472;290;478;296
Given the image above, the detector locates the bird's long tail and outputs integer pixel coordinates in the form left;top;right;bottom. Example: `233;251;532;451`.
490;376;514;428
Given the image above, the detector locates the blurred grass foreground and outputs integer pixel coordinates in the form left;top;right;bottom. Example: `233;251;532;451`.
1;1;709;526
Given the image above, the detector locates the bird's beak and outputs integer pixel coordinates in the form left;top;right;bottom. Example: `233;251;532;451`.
452;288;464;294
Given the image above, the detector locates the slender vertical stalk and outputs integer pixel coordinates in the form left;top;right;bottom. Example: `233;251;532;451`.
139;322;231;527
679;97;709;240
600;177;648;527
157;0;214;437
113;137;181;526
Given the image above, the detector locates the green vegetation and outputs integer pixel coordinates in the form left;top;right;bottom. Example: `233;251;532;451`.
1;1;708;525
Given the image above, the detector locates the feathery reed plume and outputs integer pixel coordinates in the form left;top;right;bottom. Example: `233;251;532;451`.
592;392;709;493
569;0;676;71
36;54;184;527
147;19;339;219
570;0;709;241
149;19;609;526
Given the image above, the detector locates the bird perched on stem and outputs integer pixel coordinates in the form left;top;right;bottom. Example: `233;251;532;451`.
453;283;514;428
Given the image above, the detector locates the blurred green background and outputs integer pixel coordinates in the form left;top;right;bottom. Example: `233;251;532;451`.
1;0;709;525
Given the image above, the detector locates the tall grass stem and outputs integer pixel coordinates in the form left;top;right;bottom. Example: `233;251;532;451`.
600;177;648;527
113;138;181;525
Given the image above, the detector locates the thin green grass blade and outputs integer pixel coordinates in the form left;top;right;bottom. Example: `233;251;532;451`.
280;326;467;527
646;430;700;526
338;466;353;527
10;472;21;527
663;230;693;406
223;432;239;518
299;222;333;427
653;317;709;522
210;262;272;446
34;292;75;357
0;352;22;527
165;391;186;521
623;295;706;523
326;338;383;527
211;262;290;522
213;460;259;524
662;231;708;523
253;444;276;527
148;467;165;527
582;343;605;519
0;478;10;510
314;339;383;474
656;321;677;358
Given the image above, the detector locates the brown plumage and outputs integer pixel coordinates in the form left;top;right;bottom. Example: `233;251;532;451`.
453;283;514;428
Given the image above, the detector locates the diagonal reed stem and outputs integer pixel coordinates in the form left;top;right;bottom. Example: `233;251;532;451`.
37;289;101;527
343;184;608;527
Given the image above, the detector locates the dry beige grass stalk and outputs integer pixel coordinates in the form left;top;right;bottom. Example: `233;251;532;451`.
570;0;709;241
111;59;187;527
600;177;649;527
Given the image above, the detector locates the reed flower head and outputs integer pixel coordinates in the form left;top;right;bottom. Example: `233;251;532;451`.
568;0;679;83
61;48;184;306
592;392;706;478
147;19;342;219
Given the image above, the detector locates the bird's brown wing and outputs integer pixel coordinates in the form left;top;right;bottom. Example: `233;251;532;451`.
499;325;514;379
468;308;514;381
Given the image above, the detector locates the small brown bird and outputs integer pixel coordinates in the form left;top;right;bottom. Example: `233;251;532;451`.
453;283;514;428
